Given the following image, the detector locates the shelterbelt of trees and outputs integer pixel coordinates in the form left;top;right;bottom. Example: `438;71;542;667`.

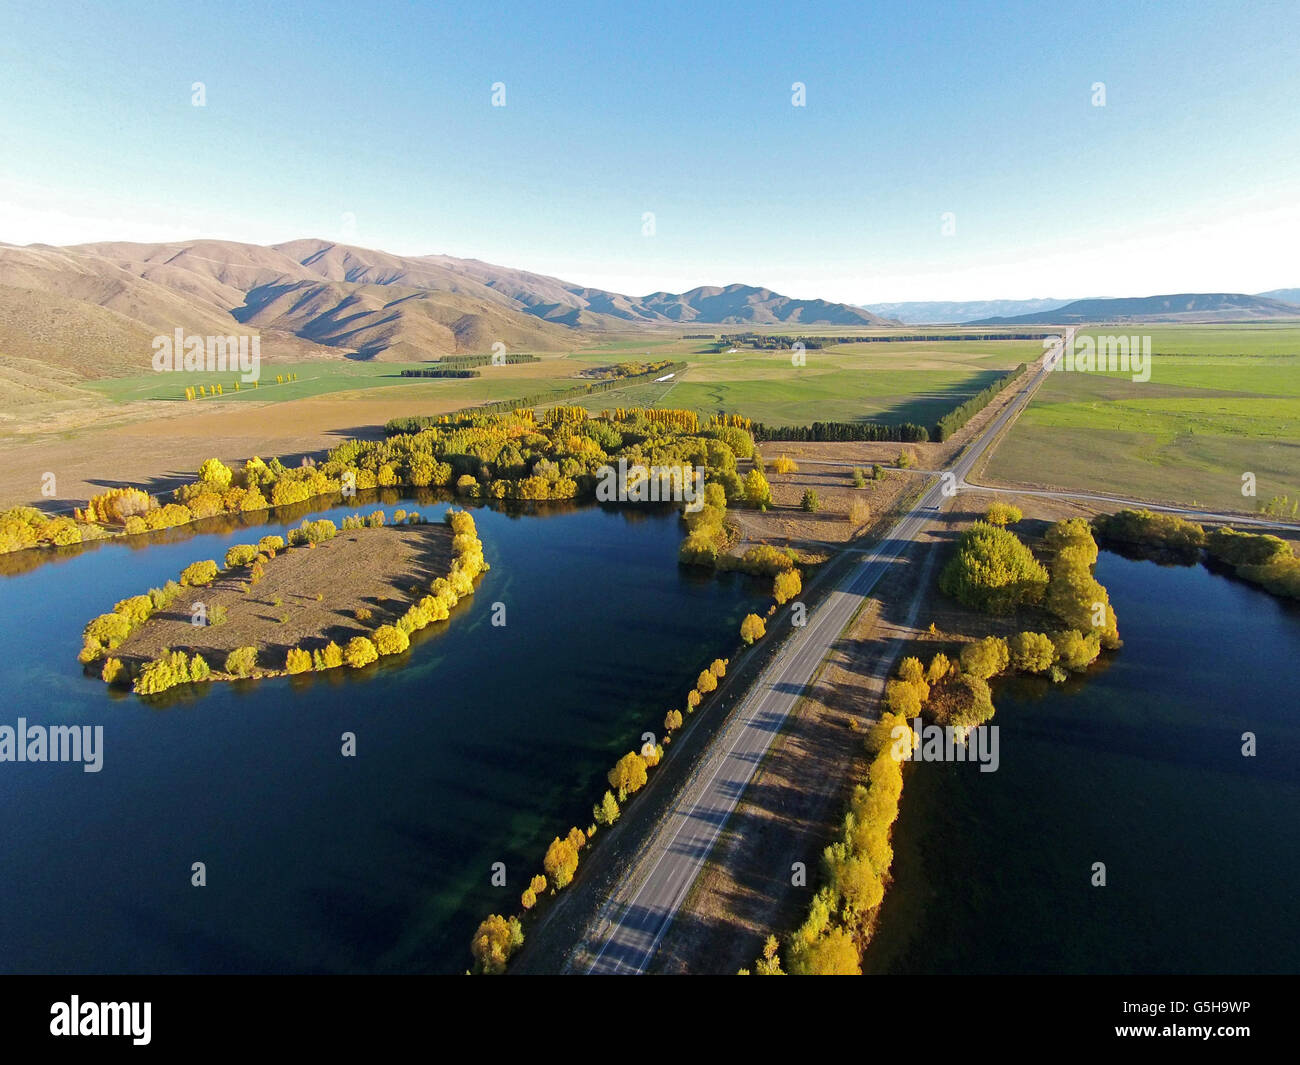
747;516;1119;975
1094;508;1300;601
469;566;802;974
77;509;487;697
748;362;1027;445
2;404;772;561
384;360;687;433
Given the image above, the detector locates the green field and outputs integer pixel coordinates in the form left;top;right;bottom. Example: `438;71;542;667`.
570;339;1035;426
984;325;1300;513
84;335;1037;431
83;360;583;407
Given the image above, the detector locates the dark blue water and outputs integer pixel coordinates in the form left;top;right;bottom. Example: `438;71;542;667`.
866;552;1300;974
0;498;765;973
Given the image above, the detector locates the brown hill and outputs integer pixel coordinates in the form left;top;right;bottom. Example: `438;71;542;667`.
0;236;900;379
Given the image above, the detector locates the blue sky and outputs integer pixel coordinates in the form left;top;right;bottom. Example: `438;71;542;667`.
1;0;1297;302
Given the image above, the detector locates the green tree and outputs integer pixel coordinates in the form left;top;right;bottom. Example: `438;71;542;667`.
593;790;621;826
1008;631;1056;673
958;636;1010;680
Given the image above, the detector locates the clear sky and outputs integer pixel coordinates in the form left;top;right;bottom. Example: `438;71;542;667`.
1;0;1296;303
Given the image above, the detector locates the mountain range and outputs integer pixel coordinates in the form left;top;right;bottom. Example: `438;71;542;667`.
0;238;896;377
0;237;1295;381
969;292;1300;325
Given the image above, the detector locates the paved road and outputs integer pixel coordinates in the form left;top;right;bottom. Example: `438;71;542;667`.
575;338;1070;974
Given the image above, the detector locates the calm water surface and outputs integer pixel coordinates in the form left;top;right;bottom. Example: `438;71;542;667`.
866;552;1300;974
0;499;764;973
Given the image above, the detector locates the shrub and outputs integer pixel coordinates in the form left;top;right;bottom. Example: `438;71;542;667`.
926;652;953;683
1008;631;1056;673
113;595;154;624
664;709;684;732
1093;509;1205;552
938;522;1048;614
743;468;772;508
772;456;798;474
313;641;344;670
101;657;126;685
225;646;258;677
740;613;766;644
984;502;1023;526
543;836;580;889
469;914;523;975
773;568;802;605
285;647;312;674
225;544;260;568
1052;629;1101;672
852;468;867;488
354;607;373;622
180;560;219;587
593;790;621;826
133;649;194;695
197;457;233;491
959;636;1010;680
608;751;649;801
85;486;154;524
257;535;285;554
926;671;995;728
897;448;917;469
1206;527;1292;567
373;625;410;656
149;580;183;611
800;489;820;513
343;636;379;669
81;613;132;661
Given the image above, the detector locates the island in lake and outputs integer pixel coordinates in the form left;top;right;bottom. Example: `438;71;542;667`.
79;509;487;694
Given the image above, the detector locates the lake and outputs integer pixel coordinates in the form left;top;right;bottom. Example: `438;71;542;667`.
0;498;766;973
865;551;1300;974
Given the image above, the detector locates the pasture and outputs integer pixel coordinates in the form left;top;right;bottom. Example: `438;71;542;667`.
983;325;1300;512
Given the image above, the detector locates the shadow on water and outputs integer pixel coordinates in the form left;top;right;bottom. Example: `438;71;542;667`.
864;550;1300;975
0;494;768;974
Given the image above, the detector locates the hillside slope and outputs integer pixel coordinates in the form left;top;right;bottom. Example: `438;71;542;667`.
971;292;1300;325
0;237;897;377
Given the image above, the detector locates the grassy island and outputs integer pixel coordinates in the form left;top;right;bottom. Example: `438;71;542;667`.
78;508;487;695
